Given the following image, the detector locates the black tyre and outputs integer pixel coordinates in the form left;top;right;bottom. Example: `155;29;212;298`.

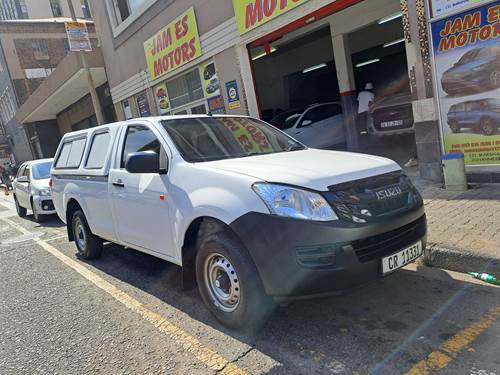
449;122;460;133
14;196;27;218
72;210;103;259
195;230;274;330
31;200;43;223
481;118;496;136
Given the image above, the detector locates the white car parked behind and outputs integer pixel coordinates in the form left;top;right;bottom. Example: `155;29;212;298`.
13;159;55;222
282;102;346;148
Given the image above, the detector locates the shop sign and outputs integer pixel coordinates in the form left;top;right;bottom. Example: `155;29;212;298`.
65;21;92;51
233;0;309;35
207;96;225;114
430;2;500;165
221;118;273;153
144;7;202;81
225;80;241;110
429;0;489;19
135;93;151;117
154;83;171;115
199;61;220;98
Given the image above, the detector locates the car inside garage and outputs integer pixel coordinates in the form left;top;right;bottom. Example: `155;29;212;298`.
248;1;417;168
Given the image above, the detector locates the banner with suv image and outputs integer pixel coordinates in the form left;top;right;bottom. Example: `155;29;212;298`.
431;1;500;165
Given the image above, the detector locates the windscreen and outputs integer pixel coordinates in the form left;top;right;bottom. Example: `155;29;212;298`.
161;117;305;162
31;161;52;180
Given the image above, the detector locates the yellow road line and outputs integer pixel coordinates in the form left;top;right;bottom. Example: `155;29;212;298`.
405;304;500;375
2;217;246;375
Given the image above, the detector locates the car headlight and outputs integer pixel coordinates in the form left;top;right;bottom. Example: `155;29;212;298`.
252;183;338;221
37;188;51;196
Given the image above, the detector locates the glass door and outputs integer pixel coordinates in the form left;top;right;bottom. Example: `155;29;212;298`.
172;102;207;115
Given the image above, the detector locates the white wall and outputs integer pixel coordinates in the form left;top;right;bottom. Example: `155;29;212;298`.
25;0;84;19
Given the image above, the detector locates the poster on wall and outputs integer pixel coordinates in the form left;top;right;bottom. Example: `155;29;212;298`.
431;1;500;165
122;99;133;120
199;62;220;98
207;96;225;114
429;0;487;18
136;93;151;117
154;83;171;115
143;7;202;81
65;21;92;51
225;80;241;110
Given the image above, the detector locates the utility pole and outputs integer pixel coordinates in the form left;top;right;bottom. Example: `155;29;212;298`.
66;0;104;125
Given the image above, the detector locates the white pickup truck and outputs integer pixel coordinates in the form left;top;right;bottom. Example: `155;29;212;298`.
51;115;426;328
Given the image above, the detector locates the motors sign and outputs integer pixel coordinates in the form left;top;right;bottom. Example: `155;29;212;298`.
144;7;202;81
233;0;309;35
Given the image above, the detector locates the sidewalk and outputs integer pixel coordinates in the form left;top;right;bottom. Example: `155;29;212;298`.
415;178;500;276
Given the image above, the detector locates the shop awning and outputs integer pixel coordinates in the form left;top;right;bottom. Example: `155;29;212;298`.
16;49;107;124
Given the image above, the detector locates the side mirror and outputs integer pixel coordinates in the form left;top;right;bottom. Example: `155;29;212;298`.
301;120;313;127
17;176;28;183
125;151;160;174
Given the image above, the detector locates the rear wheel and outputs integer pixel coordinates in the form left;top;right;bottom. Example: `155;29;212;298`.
72;210;103;259
481;118;496;136
14;196;26;218
449;122;460;133
195;230;274;330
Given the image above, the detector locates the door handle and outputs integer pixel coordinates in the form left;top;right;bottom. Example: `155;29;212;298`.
112;179;124;187
294;131;302;135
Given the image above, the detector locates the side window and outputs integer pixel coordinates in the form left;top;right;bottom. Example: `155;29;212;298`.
23;165;30;181
55;138;87;169
16;165;25;178
121;125;161;168
299;105;340;127
86;132;111;169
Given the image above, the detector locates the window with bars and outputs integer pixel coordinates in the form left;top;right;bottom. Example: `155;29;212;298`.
32;40;49;60
50;0;63;17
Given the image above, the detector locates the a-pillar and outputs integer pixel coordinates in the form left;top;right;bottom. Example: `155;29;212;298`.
331;32;359;151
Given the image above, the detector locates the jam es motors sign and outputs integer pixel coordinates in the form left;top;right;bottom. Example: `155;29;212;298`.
233;0;309;35
144;7;202;81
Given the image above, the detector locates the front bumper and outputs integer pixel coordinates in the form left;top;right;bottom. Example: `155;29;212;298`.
230;207;426;298
32;195;56;215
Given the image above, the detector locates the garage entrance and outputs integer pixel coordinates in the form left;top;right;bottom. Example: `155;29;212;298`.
248;1;417;168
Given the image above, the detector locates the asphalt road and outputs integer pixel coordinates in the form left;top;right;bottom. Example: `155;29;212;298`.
0;195;499;375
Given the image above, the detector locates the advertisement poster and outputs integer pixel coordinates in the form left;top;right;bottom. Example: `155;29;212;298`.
429;0;485;18
135;93;151;117
233;0;309;34
154;83;170;115
199;61;220;98
221;118;273;153
122;99;133;120
65;22;92;51
225;80;241;110
431;1;500;165
144;7;202;81
207;96;225;114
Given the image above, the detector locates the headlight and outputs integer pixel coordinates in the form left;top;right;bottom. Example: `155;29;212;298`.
252;183;338;221
38;188;51;196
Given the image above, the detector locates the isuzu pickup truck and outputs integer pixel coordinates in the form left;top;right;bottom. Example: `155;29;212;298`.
51;115;426;328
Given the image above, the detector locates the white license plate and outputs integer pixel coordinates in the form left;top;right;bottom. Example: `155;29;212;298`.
380;120;403;128
382;241;423;275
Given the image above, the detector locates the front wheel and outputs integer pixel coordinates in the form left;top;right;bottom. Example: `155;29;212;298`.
195;231;274;330
14;196;27;218
481;118;496;136
72;210;103;259
31;201;43;223
449;122;460;133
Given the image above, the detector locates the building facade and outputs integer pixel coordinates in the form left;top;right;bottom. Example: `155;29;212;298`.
82;0;500;181
0;0;91;21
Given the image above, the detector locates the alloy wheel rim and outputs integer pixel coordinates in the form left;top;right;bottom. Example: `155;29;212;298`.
204;253;240;312
74;218;87;252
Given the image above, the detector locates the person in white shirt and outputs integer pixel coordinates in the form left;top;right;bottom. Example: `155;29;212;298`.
357;83;375;133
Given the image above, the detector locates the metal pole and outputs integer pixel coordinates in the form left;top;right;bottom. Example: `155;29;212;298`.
66;0;104;125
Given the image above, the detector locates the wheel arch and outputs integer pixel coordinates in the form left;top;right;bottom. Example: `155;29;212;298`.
65;198;84;242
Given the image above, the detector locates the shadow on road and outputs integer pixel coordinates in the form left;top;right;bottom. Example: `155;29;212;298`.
78;242;500;374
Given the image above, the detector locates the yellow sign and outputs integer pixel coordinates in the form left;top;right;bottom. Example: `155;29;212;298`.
199;61;220;98
232;0;309;35
144;7;202;81
221;118;273;153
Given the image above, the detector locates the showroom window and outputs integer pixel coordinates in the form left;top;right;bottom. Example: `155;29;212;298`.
107;0;157;35
167;69;204;109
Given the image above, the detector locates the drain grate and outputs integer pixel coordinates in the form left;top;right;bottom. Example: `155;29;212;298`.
1;231;45;245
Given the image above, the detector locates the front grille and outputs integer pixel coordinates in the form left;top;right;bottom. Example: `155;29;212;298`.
324;172;422;223
351;215;426;263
